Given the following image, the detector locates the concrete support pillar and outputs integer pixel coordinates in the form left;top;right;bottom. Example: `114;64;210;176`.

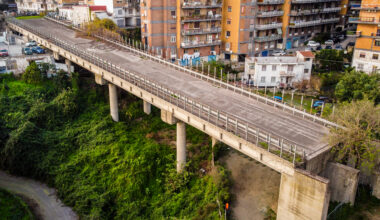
176;121;186;173
108;83;119;122
65;59;72;76
211;137;218;168
65;59;72;72
277;169;330;220
143;100;151;115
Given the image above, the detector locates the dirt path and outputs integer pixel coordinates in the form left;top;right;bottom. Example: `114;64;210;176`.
220;150;281;220
0;171;78;220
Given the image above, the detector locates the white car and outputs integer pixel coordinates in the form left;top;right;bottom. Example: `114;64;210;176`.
324;40;334;46
307;41;320;47
272;50;286;56
25;41;37;47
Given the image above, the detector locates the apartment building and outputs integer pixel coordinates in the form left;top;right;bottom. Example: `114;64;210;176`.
350;0;380;73
243;51;314;87
16;0;79;13
340;0;362;31
283;0;341;49
141;0;222;62
94;0;140;28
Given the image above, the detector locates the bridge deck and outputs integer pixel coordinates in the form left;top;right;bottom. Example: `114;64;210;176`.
19;19;329;155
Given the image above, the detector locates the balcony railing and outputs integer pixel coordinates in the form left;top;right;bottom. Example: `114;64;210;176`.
280;71;295;76
322;7;341;13
181;40;222;48
257;0;284;5
255;22;282;30
346;30;361;37
182;1;222;8
352;5;380;11
254;35;282;42
290;9;320;16
349;17;380;24
292;0;340;3
182;27;222;35
289;18;339;28
181;14;222;23
256;10;284;17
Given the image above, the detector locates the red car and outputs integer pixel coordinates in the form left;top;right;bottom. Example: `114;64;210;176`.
0;49;9;57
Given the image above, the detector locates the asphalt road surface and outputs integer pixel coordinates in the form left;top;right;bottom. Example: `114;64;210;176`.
16;18;330;155
0;171;78;220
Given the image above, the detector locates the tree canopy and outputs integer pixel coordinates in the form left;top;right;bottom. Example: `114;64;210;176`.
329;99;380;174
335;71;380;104
22;61;43;84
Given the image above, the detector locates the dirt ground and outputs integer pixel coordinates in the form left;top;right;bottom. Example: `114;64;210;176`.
220;150;281;220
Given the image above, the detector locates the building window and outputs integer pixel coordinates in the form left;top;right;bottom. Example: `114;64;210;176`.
227;20;231;24
195;9;200;15
228;6;232;12
262;65;266;71
287;65;294;71
271;76;276;83
226;31;231;37
194;49;199;53
304;68;309;73
360;53;366;58
373;54;379;60
375;40;380;47
249;32;253;37
171;10;176;16
358;63;364;70
372;66;378;73
272;65;276;71
170;36;176;43
260;76;266;83
249;64;255;69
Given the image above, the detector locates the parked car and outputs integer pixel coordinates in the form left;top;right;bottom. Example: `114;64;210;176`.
324;40;334;46
272;50;286;56
25;40;37;47
274;96;282;102
0;49;9;57
307;40;320;47
338;35;345;41
334;45;343;50
32;46;45;54
316;45;322;50
22;47;33;55
313;100;324;108
325;45;333;50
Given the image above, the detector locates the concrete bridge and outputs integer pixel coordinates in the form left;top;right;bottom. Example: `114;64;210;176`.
7;17;348;219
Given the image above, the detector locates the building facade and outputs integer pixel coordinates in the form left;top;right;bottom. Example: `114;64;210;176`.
94;0;140;28
141;0;222;63
350;0;380;73
244;51;314;87
16;0;79;13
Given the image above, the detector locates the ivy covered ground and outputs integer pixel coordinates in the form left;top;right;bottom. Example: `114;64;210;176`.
0;72;230;219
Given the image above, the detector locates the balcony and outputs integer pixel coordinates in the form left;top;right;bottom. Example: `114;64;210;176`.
257;0;285;5
322;7;341;13
182;1;222;9
349;17;380;24
289;18;339;28
182;27;222;35
256;10;284;17
280;71;295;77
352;5;380;11
292;0;340;3
254;35;282;42
255;22;282;30
290;9;320;16
181;14;222;23
181;40;222;48
346;30;361;37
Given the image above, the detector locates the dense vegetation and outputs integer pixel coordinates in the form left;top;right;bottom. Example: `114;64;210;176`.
0;189;34;220
0;71;230;219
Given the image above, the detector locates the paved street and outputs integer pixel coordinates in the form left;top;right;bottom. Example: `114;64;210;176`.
17;18;330;155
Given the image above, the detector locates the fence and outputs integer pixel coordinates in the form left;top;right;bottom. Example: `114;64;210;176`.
8;17;325;163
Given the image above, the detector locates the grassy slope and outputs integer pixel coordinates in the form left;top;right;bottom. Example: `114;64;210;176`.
0;189;34;220
16;16;44;20
0;76;230;219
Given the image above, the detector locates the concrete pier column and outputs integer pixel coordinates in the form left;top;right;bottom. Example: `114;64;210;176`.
176;121;186;173
53;51;60;60
211;137;218;168
143;100;151;115
108;83;119;122
65;59;72;76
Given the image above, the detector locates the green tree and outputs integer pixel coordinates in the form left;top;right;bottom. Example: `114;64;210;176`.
315;49;344;72
329;99;380;174
335;71;380;104
22;62;43;84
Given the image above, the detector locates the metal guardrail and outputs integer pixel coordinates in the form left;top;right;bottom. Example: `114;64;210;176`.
43;15;341;130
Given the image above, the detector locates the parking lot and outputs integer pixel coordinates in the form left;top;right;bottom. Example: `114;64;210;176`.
0;33;54;74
